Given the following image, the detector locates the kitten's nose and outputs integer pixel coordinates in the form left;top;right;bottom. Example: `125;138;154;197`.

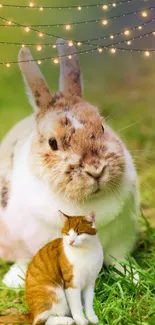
85;164;106;180
69;240;75;246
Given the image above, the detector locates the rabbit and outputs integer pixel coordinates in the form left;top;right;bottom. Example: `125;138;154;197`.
0;38;140;288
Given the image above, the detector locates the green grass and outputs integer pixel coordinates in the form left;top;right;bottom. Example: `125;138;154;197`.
0;215;155;325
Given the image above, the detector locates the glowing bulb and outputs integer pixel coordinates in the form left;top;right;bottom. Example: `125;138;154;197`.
144;51;150;57
37;60;42;65
152;32;155;36
7;21;12;25
98;48;103;53
36;45;42;51
29;2;34;7
53;58;59;64
0;4;3;8
65;24;71;30
127;41;131;45
141;11;148;17
21;44;25;48
39;32;43;37
102;19;108;25
68;41;73;47
25;26;30;32
77;42;81;46
102;5;108;10
68;55;72;59
52;44;56;48
77;6;82;10
6;63;10;67
110;35;114;39
124;30;130;36
138;26;142;30
110;48;116;54
112;3;116;7
39;7;44;11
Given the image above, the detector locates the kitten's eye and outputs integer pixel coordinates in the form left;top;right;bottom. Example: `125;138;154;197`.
48;138;58;151
102;125;104;133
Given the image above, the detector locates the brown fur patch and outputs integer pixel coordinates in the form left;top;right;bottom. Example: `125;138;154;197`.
1;178;9;208
62;215;97;236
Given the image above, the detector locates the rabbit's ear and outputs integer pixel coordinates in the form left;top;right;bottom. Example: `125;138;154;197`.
56;38;82;97
18;48;52;112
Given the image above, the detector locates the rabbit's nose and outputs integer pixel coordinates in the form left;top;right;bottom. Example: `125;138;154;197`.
85;164;107;179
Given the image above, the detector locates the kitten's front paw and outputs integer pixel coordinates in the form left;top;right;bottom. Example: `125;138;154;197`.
86;313;99;324
73;315;88;325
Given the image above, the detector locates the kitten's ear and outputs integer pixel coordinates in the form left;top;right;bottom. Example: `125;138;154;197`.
85;211;96;223
59;210;70;223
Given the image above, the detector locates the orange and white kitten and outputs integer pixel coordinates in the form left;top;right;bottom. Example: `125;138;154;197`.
0;211;103;325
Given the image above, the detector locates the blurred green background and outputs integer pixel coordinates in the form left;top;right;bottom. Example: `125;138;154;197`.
0;0;155;224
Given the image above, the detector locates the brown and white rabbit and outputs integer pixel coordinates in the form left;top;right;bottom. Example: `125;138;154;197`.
0;39;139;288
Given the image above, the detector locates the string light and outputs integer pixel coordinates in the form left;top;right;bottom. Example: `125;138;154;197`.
68;55;72;59
98;48;103;53
36;45;43;51
25;26;30;32
124;30;130;35
52;45;56;48
53;58;59;64
38;32;43;37
68;41;73;47
141;11;148;17
37;60;42;64
110;48;116;54
138;25;143;30
144;50;150;57
39;7;44;11
77;6;82;11
6;63;11;67
0;0;144;10
110;35;114;39
103;5;108;10
102;20;108;25
21;44;25;48
29;2;34;7
77;42;82;46
152;32;155;36
0;4;3;8
127;40;132;45
65;24;71;30
7;21;12;25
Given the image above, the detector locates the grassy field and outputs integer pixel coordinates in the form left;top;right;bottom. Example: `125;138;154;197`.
0;7;155;322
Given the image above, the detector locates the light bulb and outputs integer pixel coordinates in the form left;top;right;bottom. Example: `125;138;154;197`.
77;42;81;46
39;7;43;11
124;30;130;36
112;3;116;7
37;60;42;65
144;51;150;57
21;44;25;48
110;48;116;54
152;32;155;36
36;45;42;51
77;6;82;11
102;5;108;10
6;63;11;67
52;45;56;48
25;26;30;32
127;41;131;45
68;55;72;59
141;11;148;17
138;26;142;30
7;21;12;25
110;35;114;39
53;58;59;64
98;48;103;53
102;20;108;25
0;4;3;8
65;24;71;30
29;2;34;7
39;32;43;37
68;41;73;47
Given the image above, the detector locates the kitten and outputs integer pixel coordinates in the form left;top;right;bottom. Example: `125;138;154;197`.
0;211;103;325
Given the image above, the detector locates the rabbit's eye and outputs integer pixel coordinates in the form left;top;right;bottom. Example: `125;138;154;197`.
102;125;104;133
48;138;58;151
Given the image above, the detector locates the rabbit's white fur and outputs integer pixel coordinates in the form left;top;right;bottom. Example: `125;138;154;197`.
0;40;139;288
